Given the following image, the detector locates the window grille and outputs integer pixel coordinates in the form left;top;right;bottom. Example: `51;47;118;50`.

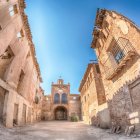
103;37;135;79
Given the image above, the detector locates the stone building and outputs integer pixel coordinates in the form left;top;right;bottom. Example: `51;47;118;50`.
79;63;109;128
0;0;43;127
42;79;81;121
91;9;140;133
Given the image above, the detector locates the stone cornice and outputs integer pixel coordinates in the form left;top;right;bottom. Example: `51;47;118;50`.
91;9;107;49
70;94;80;97
91;9;140;49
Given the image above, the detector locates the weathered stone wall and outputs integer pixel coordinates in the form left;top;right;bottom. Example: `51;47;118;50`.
92;9;140;133
80;64;96;124
69;95;81;119
0;0;43;128
42;95;52;120
79;64;108;127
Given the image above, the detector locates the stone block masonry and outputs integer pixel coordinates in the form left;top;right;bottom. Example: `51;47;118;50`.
91;9;140;134
0;0;43;128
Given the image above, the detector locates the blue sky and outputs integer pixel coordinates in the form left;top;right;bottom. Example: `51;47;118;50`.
25;0;140;94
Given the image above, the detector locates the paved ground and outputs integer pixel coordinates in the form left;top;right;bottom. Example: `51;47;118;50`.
0;121;140;140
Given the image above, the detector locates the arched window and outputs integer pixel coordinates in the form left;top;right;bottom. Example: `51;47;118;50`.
62;93;67;104
54;93;60;104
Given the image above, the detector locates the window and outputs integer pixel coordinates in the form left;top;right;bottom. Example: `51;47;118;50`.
95;64;100;73
0;46;14;59
73;96;77;100
27;51;31;58
109;38;127;64
18;70;25;84
62;93;67;104
9;5;18;16
104;37;135;80
0;25;2;31
17;30;24;38
85;96;86;102
17;70;25;95
114;50;125;64
54;93;60;104
0;46;14;79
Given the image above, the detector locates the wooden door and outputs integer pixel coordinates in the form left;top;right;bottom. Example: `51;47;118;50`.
22;104;27;124
13;104;18;125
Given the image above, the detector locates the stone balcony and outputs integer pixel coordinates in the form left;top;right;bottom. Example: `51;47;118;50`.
104;38;136;80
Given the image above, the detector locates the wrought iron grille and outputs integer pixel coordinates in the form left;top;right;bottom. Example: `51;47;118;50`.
103;37;136;79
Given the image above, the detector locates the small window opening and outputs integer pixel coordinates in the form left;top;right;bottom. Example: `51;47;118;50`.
9;5;18;16
95;65;100;73
1;46;14;59
17;30;24;38
0;25;2;31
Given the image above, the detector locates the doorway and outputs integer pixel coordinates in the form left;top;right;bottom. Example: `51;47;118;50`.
13;104;18;125
0;87;6;122
22;104;27;124
54;106;67;120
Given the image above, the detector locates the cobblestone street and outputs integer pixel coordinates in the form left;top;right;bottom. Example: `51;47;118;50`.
0;121;140;140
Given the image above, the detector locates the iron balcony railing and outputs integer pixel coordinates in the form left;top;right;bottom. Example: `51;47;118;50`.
103;37;136;80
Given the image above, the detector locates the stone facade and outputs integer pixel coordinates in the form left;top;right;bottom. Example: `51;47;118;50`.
0;0;43;128
2;0;140;135
79;63;110;128
91;9;140;133
42;79;81;121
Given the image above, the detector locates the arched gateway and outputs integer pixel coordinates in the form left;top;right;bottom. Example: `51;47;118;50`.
54;106;67;120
